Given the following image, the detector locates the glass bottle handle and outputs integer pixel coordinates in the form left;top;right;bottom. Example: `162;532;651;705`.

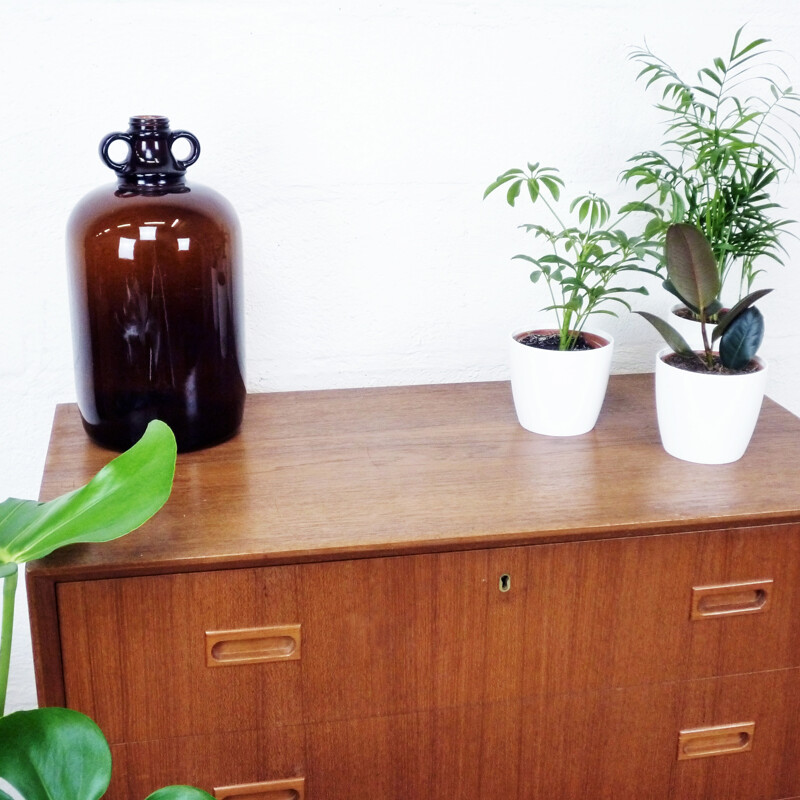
170;131;201;169
100;133;133;171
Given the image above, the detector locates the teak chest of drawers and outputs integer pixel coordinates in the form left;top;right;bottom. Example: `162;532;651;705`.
27;375;800;800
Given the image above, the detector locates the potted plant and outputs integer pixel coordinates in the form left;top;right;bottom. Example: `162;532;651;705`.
484;163;658;435
621;26;799;347
0;421;212;800
638;223;771;464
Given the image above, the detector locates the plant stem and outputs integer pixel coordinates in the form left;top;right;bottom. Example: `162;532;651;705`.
0;563;19;717
700;316;714;369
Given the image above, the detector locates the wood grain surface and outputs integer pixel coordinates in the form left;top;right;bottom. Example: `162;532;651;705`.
28;375;800;581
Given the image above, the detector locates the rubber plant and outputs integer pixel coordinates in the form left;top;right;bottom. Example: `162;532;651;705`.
638;223;771;371
0;420;212;800
485;163;660;350
622;25;800;310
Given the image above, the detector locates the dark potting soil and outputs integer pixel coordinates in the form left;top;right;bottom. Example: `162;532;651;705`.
663;352;761;375
517;332;595;351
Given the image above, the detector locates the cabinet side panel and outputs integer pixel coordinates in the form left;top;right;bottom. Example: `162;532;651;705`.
26;572;66;707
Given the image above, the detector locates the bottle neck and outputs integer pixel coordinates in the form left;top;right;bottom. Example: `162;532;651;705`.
102;116;197;193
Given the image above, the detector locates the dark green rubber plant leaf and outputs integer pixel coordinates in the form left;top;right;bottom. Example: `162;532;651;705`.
0;420;176;566
664;223;721;316
0;707;111;800
662;279;724;319
712;287;773;342
636;311;700;360
720;307;765;370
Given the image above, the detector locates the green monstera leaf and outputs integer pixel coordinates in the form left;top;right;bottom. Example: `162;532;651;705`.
0;420;176;715
0;707;111;800
145;787;216;800
0;420;176;566
0;708;214;800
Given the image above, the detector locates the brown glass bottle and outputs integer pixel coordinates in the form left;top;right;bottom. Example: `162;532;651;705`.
67;116;245;452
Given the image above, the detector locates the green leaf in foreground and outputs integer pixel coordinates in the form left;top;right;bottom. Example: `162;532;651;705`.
0;420;176;565
0;708;111;800
145;787;215;800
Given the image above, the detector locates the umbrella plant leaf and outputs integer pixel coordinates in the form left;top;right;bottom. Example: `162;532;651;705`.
0;420;176;565
0;708;111;800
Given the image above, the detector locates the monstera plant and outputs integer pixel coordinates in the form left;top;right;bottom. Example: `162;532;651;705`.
0;421;212;800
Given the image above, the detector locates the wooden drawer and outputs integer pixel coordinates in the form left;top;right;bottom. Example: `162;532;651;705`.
58;566;304;743
522;523;800;695
108;726;305;800
670;668;800;800
57;525;800;741
99;667;800;800
518;668;800;800
299;524;800;721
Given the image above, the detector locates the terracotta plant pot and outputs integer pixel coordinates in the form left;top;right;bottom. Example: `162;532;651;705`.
509;328;613;436
654;347;768;464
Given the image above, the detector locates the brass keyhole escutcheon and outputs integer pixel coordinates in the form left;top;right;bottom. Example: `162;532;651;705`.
499;573;511;592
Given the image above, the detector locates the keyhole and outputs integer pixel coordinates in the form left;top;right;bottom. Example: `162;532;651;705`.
499;573;511;592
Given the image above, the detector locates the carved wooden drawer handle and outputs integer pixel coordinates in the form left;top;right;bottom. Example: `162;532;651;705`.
691;579;773;620
205;624;301;667
214;778;305;800
678;722;755;760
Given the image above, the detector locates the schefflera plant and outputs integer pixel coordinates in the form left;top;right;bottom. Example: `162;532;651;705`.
485;163;659;351
638;223;771;371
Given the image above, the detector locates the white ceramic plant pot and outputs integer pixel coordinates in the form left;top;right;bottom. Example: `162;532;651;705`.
654;348;768;464
509;328;614;436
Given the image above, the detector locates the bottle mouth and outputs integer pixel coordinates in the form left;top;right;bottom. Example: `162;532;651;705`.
129;115;170;131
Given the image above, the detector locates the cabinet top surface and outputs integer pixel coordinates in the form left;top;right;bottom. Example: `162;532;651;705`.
29;375;800;579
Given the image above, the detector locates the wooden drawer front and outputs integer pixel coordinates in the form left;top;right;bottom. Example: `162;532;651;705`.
103;668;800;800
57;566;303;744
297;547;528;722
520;668;800;800
522;523;800;695
685;524;800;677
670;668;800;800
298;525;800;723
306;671;800;800
301;694;680;800
107;726;305;800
